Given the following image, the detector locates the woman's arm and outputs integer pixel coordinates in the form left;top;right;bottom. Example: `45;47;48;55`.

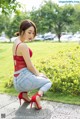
19;43;40;76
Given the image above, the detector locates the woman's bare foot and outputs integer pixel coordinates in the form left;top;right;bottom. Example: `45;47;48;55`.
22;93;31;102
34;96;41;109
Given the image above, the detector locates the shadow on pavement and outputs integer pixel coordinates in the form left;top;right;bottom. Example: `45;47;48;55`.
14;102;52;119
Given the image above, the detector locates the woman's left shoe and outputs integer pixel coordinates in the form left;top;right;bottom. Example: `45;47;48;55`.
18;92;31;105
30;93;42;110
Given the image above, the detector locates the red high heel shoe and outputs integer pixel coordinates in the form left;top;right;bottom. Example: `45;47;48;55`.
30;93;42;110
18;92;30;105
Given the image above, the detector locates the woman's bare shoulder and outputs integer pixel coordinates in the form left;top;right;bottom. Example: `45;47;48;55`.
19;43;28;50
19;43;28;51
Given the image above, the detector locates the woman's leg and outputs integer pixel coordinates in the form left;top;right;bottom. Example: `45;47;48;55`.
34;90;43;109
22;92;31;101
14;68;52;93
14;68;52;107
30;76;52;109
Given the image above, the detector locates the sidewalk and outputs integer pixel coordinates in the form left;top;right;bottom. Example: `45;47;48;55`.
0;94;80;119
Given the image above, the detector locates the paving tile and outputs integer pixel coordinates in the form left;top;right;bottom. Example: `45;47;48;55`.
0;94;80;119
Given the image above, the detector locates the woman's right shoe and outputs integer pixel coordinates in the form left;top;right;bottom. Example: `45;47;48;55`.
30;93;42;110
18;92;31;105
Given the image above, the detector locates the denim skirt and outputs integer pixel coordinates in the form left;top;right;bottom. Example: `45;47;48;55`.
13;68;51;92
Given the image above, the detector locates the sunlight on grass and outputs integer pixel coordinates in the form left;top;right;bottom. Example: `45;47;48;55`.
0;41;80;105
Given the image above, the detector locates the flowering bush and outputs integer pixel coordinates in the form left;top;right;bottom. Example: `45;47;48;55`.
35;45;80;95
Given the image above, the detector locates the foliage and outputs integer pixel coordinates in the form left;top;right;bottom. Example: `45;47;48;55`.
5;79;13;88
0;14;10;35
0;1;80;41
0;0;21;14
6;13;29;38
68;4;80;34
30;1;75;42
34;43;80;95
1;42;80;96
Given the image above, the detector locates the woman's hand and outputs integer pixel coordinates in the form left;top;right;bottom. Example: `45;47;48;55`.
39;73;48;79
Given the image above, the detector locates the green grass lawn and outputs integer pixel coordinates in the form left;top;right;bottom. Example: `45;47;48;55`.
0;41;80;105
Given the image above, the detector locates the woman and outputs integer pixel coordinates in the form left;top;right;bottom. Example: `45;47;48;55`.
12;19;52;110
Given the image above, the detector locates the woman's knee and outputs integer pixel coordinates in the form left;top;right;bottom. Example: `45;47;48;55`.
47;80;52;88
47;78;52;84
48;81;52;87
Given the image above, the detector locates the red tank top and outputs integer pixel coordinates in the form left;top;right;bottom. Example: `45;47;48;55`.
13;43;33;72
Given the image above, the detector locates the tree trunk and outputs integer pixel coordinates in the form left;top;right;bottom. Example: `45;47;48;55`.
58;34;61;42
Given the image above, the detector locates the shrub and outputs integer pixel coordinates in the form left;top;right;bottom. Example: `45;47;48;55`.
5;44;80;95
35;45;80;95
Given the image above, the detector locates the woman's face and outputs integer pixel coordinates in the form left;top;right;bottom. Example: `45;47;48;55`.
22;26;35;41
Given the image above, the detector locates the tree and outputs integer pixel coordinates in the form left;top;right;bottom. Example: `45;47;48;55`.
40;2;75;42
30;0;55;34
0;0;21;14
5;12;29;39
0;0;23;40
68;4;80;34
30;1;75;42
0;14;10;35
53;4;75;41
